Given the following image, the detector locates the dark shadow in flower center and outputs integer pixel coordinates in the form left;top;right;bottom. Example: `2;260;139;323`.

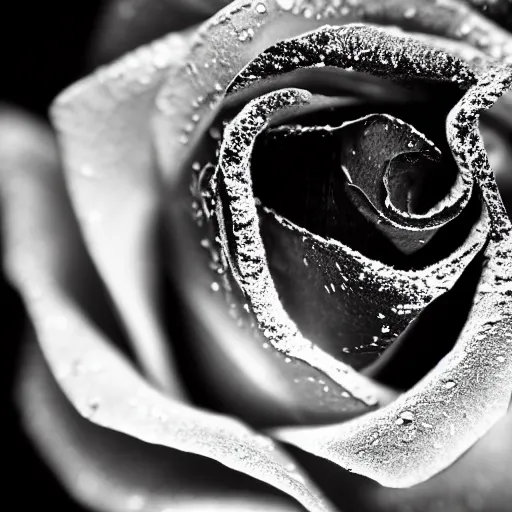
251;103;476;269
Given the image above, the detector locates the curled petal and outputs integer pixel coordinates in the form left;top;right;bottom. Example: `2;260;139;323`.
273;66;512;488
153;0;512;185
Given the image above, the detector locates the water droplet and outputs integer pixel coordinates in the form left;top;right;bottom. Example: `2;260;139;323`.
444;380;456;389
211;282;220;292
458;23;472;36
398;410;415;423
209;126;222;140
255;2;267;14
238;30;250;42
118;2;136;19
127;494;145;511
276;0;294;11
87;210;102;223
403;7;417;19
302;7;314;18
80;165;98;178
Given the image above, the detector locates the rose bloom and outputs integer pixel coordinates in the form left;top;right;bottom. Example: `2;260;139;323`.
2;0;512;511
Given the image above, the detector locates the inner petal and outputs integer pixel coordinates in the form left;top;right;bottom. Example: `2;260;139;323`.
252;112;466;263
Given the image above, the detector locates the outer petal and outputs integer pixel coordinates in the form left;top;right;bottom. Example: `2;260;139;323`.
51;33;194;394
273;68;512;487
16;337;304;512
0;107;335;512
90;0;233;65
281;405;512;512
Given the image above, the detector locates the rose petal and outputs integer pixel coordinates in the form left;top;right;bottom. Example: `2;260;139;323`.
283;404;512;511
213;81;487;392
50;1;380;426
466;0;512;32
16;337;304;512
0;107;336;512
273;67;512;488
52;33;195;394
257;114;459;256
90;0;233;65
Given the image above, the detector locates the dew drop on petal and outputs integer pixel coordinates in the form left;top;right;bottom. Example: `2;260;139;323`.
403;7;417;19
276;0;294;11
255;2;267;14
127;494;145;511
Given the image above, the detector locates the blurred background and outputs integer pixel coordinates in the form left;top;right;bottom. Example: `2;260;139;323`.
3;1;102;508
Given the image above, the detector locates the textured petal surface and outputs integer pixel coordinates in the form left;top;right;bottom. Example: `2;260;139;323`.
274;67;512;487
0;107;335;512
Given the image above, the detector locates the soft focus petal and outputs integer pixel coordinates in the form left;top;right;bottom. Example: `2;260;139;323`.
16;337;304;512
52;33;194;394
0;107;335;512
90;0;233;65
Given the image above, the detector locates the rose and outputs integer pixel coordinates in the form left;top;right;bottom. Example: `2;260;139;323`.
1;0;512;510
